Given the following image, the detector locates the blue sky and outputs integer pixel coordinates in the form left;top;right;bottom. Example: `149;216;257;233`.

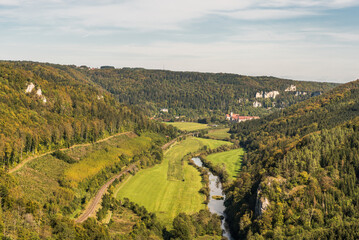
0;0;358;83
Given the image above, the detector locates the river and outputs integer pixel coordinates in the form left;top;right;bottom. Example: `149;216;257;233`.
191;157;234;240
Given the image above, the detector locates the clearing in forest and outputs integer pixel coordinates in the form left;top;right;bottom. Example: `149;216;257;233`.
206;148;244;180
206;128;231;140
116;137;232;226
163;122;210;131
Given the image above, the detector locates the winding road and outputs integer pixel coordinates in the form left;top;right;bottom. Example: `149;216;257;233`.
75;163;137;223
75;136;180;223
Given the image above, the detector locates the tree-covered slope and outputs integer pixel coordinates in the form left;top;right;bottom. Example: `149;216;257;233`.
85;68;338;119
226;79;359;239
0;61;176;169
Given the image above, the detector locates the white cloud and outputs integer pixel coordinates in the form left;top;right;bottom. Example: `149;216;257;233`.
0;0;358;83
0;0;20;6
222;9;315;20
1;0;359;31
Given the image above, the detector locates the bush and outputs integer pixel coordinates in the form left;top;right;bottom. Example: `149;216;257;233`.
51;150;77;164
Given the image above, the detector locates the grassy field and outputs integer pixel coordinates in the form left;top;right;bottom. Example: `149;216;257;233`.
13;132;161;210
206;128;231;140
206;148;244;180
167;137;231;180
163;122;210;131
64;134;153;184
116;137;231;226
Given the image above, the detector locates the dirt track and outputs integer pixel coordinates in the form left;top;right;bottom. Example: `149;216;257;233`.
9;132;133;174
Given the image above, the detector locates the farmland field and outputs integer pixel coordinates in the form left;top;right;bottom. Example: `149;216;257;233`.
206;148;244;180
116;137;231;226
163;122;210;131
206;128;231;139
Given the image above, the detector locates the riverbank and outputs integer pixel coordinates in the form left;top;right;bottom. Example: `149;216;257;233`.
192;157;234;240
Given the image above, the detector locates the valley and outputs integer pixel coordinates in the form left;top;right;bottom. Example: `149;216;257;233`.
0;61;358;240
116;137;231;227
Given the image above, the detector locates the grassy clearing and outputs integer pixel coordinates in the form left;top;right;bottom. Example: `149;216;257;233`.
206;148;245;180
108;208;140;237
64;134;152;183
206;128;231;140
167;138;230;180
13;155;71;204
194;137;232;149
163;122;210;131
116;137;231;227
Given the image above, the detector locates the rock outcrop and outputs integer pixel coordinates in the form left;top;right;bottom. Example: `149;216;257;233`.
255;176;287;217
25;82;47;103
25;82;35;93
256;91;280;99
253;101;262;108
255;186;270;217
295;91;307;96
285;85;296;91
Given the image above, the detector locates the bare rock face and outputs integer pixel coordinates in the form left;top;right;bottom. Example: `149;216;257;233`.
295;91;307;96
255;176;286;217
256;91;280;99
264;91;280;99
255;186;270;217
25;82;35;93
256;92;263;98
25;83;47;103
285;85;296;92
253;101;262;108
36;88;42;96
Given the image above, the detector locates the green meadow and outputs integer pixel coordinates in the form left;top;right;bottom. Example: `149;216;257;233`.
163;122;210;131
116;137;231;226
206;148;244;180
64;133;153;184
206;128;231;140
13;132;161;211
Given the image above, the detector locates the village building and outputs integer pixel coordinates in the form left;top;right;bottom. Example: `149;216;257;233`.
226;112;260;122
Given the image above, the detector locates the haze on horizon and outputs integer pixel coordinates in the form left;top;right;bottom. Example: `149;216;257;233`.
0;0;358;83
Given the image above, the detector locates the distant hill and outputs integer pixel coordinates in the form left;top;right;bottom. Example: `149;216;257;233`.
226;79;359;239
85;67;338;120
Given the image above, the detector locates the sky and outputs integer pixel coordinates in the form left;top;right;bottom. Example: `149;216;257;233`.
0;0;358;83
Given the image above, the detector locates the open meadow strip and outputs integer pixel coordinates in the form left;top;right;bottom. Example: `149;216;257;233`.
8;131;133;174
116;137;232;227
206;148;245;180
163;122;210;131
206;128;231;139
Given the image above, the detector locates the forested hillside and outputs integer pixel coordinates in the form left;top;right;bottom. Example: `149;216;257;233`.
85;68;337;120
0;61;223;240
226;79;359;239
0;61;176;169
